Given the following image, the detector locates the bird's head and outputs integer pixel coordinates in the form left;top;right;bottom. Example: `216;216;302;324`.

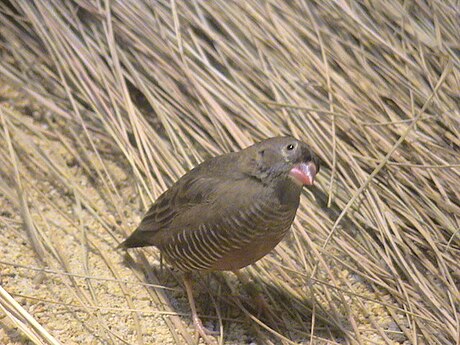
244;136;320;187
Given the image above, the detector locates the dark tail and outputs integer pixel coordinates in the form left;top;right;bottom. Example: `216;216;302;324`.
117;230;153;249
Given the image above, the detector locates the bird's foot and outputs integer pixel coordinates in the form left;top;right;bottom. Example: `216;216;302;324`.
183;273;219;344
252;293;283;327
232;270;283;327
191;314;219;344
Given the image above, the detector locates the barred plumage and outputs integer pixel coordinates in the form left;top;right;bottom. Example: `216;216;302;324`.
157;199;296;272
119;136;320;341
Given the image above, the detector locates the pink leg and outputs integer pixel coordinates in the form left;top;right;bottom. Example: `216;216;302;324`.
183;273;219;344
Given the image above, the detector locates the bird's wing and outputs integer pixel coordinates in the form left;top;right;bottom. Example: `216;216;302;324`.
120;162;253;248
150;175;265;251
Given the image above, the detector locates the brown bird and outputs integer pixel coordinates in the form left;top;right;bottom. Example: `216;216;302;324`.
120;136;320;341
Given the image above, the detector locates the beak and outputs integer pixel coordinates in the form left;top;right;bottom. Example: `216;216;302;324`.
289;161;318;186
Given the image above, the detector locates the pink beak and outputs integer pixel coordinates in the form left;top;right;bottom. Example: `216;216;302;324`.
289;162;317;186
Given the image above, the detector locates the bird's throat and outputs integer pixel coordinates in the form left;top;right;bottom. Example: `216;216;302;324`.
274;178;302;206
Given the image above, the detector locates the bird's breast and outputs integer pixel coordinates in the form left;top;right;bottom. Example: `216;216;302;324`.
159;193;298;272
209;225;292;271
208;201;296;270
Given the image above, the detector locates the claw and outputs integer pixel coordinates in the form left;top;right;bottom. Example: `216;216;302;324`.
233;270;283;327
183;273;219;344
191;313;219;344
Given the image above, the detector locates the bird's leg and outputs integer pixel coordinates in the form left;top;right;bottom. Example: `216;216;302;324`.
232;270;282;326
183;273;219;343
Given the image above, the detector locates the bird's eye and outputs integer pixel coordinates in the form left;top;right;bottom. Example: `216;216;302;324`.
286;144;295;151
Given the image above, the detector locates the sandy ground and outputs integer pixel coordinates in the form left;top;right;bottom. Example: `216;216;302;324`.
0;81;402;345
0;81;281;345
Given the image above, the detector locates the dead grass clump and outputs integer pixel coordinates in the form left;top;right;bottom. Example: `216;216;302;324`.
0;1;458;344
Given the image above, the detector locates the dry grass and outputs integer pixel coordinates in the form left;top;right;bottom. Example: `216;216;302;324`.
0;1;459;344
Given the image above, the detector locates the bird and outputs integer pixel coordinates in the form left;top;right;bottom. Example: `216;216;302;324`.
119;136;320;342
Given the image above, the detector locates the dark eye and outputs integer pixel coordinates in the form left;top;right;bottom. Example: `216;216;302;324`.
286;144;295;151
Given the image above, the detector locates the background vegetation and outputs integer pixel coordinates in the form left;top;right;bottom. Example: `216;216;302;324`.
0;1;458;344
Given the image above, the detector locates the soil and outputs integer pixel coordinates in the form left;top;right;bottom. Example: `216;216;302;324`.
0;81;400;345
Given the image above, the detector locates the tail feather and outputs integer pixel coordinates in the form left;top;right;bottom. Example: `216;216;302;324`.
117;230;153;249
